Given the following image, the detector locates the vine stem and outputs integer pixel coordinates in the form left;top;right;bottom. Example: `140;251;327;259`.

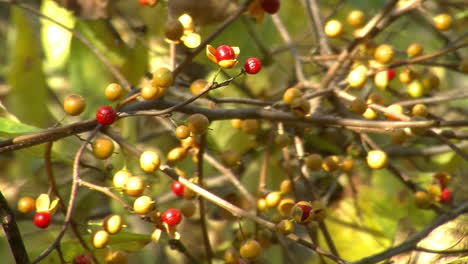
32;126;101;264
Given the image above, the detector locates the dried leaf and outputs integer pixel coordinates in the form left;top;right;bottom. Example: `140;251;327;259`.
35;193;50;213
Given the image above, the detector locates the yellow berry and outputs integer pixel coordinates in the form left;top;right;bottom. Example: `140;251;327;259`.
348;68;367;88
322;155;340;172
230;119;242;129
279;179;293;194
277;198;295;217
126;176;145;197
433;13;452;31
304;154;322;171
105;83;123;101
166;147;188;163
385;104;404;120
406;43;423;57
374;44;394;64
187;114;210;135
324;20;343;38
265;191;282;208
17;196;35;214
175;125;190;140
290;97;310;117
240;239;262;260
347;10;365;28
92;230;109;249
139;150;160;173
63;94;86;116
241;119;259;134
141;85;163;100
407;80;424;98
103;214;123;234
93;137;115;160
366;150;388;169
113;169;132;190
283;88;303;104
133;195;154;214
152;67;173;87
411;104;428;117
414;191;431;209
190;79;209;95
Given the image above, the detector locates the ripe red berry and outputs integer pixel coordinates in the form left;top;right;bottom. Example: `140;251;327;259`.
387;68;395;81
244;57;262;74
261;0;280;14
138;0;157;6
171;181;185;197
440;188;452;204
160;208;182;227
73;254;91;264
34;212;51;229
215;45;235;62
96;106;117;126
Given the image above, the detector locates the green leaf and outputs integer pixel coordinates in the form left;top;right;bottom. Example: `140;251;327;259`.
0;117;40;137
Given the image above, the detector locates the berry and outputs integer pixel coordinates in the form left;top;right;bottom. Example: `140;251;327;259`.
17;196;35;214
243;57;262;74
241;119;259;134
105;83;123;101
133;195;154;214
64;94;86;116
34;212;51;229
152;67;173;88
224;248;240;264
350;98;367;115
347;68;367;88
399;68;417;84
374;44;394;64
277;198;295;216
414;191;431;209
390;129;407;145
73;254;91;264
164;19;184;41
113;169;132;190
265;191;282;208
257;198;267;211
160;208;182;226
180;200;196;217
231;119;243;129
433;172;451;189
92;137;115;160
280;179;293;194
139;150;160;173
411;104;428;117
387;68;396;80
187;113;210;135
440;188;453;204
175;125;190;139
304;154;322;171
261;0;280;14
171;181;185;197
322;155;340;172
239;239;262;260
283;88;303;104
220;150;240;167
347;10;365;28
92;230;109;249
138;0;157;7
406;43;423;57
189;79;209;95
366;150;388;169
274;134;290;148
215;45;236;62
407;80;424;98
433;13;452;31
290;97;311;117
324;20;343;38
126;176;145;197
96;106;117;126
276;219;294;235
291;201;313;224
166;147;188;163
103;214;123;234
141;85;163;100
385;104;404;120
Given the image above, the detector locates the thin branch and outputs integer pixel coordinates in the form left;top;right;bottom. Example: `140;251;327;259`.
0;190;29;264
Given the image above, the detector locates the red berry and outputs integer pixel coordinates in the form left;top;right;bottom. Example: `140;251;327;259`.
244;57;262;74
440;188;452;204
34;212;51;229
261;0;280;14
171;181;185;197
387;68;396;81
215;45;235;62
96;106;117;126
73;254;91;264
296;203;312;222
160;208;182;227
138;0;157;6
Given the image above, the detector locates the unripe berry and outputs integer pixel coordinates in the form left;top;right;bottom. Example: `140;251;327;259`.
175;125;190;140
231;119;243;129
276;219;294;235
411;104;428;117
133;195;154;214
92;137;114;160
164;19;184;41
64;94;86;116
221;150;240;167
180;200;196;218
390;129;407;145
187;113;210;135
17;196;35;214
92;230;109;249
189;79;209;95
105;83;123;101
414;191;431;209
96;106;117;126
290;97;310;117
139;150;160;173
433;13;452;31
350;98;367;115
277;198;295;217
274;134;290;148
34;212;51;229
406;43;423;57
324;20;343;38
166;147;188;163
241;119;259;134
152;67;173;87
347;10;365;28
125;176;145;197
103;214;123;234
283;88;303;104
279;179;293;195
399;68;417;84
239;239;262;260
224;248;239;264
366;150;388;169
141;85;163;100
113;169;132;190
374;44;394;64
265;191;282;208
322;155;340;172
304;154;322;171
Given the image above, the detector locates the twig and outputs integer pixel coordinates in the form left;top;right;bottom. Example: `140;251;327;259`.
78;180;132;211
0;190;30;264
196;135;213;263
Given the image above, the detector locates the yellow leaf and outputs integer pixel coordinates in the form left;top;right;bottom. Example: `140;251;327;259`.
48;198;60;214
35;193;50;213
